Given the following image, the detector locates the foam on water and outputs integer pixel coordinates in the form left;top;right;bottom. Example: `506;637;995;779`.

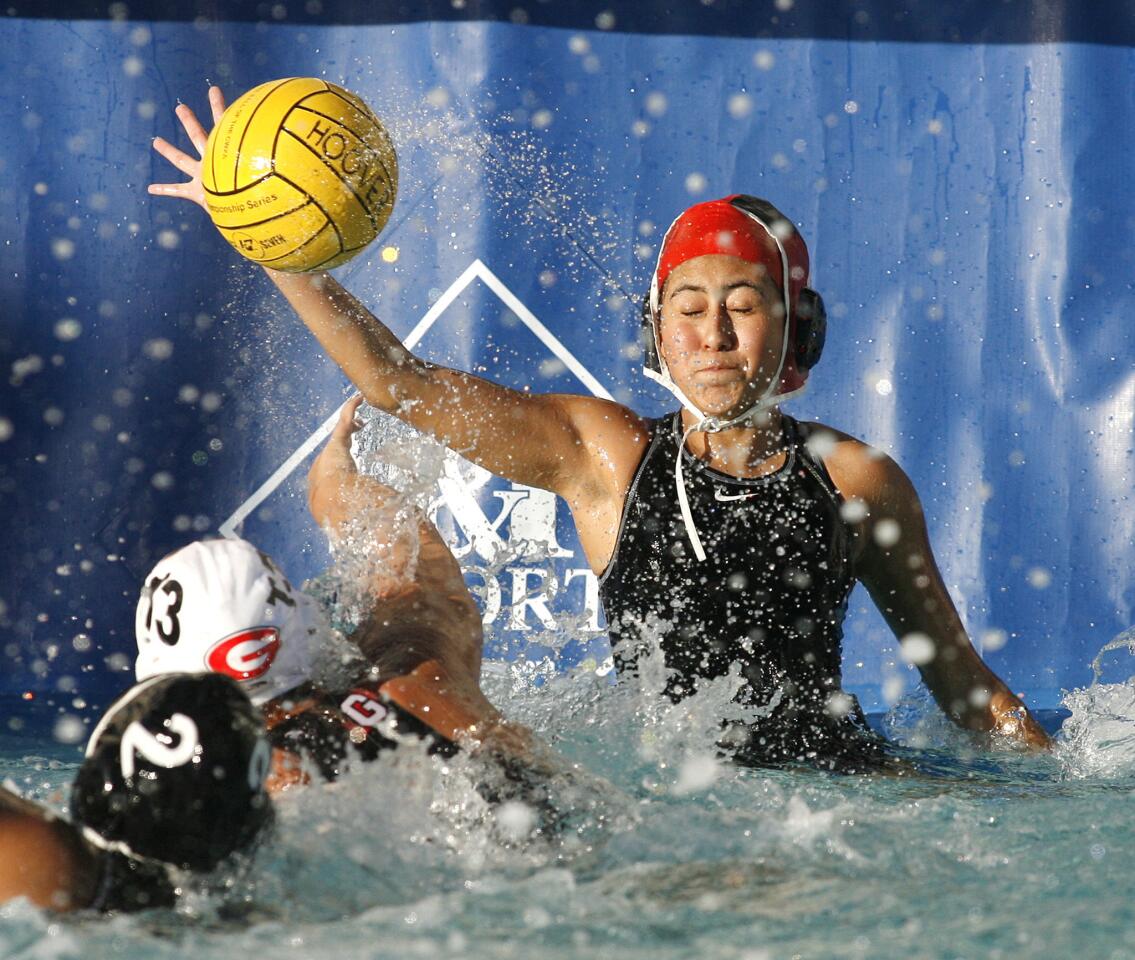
1056;627;1135;780
4;649;1135;959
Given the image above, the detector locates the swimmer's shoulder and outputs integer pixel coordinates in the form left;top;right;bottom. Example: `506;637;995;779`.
794;419;920;511
548;394;652;495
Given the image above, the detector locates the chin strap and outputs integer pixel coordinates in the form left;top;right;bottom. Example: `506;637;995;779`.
643;366;807;562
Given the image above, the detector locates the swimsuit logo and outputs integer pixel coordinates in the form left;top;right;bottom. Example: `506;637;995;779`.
340;692;387;727
713;488;763;502
206;627;281;681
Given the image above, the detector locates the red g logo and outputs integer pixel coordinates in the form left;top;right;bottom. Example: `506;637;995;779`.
206;627;281;681
340;692;387;727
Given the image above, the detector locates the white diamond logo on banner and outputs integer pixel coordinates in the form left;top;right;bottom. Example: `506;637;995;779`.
219;259;612;537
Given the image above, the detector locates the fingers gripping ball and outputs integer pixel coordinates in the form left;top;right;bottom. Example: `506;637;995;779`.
202;77;398;272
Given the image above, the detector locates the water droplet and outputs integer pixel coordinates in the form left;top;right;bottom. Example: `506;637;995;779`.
873;518;901;547
51;238;76;261
143;338;174;360
54;318;82;341
982;628;1008;651
496;800;537;840
899;632;936;666
53;715;86;744
753;50;775;71
727;93;753;118
685;172;707;195
672;753;720;795
645;92;668;117
825;691;854;718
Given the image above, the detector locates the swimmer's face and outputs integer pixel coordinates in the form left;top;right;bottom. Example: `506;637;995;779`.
657;254;785;418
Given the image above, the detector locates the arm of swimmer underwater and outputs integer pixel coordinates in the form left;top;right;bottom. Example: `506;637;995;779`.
835;447;1052;749
306;397;487;681
307;392;459;583
306;394;375;530
265;748;311;794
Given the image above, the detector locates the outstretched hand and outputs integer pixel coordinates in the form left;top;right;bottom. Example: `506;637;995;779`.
147;85;228;210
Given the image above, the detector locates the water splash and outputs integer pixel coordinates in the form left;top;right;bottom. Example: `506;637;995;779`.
1058;626;1135;780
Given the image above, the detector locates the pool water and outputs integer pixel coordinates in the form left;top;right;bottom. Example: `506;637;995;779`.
3;644;1134;960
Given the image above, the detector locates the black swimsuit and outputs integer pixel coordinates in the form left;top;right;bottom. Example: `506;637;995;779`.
268;683;562;829
266;683;458;782
599;412;886;771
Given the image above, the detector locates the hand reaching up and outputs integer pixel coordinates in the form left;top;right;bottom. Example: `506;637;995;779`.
147;85;228;211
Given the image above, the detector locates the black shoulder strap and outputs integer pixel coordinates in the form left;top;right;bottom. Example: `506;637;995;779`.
787;417;845;508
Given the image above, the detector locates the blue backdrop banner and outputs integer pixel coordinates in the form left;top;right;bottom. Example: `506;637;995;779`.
2;2;1133;726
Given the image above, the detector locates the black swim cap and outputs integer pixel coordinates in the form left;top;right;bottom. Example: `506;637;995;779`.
71;673;273;872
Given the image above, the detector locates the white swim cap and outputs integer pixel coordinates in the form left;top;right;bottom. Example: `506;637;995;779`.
135;537;327;705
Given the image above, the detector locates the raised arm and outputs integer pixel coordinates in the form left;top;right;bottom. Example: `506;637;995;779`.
826;440;1052;749
307;394;484;681
149;87;646;511
307;396;548;764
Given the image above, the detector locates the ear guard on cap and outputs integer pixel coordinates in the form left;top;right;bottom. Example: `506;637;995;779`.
794;286;827;372
71;673;273;871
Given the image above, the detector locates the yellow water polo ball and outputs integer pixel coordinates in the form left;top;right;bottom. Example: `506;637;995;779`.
202;77;397;273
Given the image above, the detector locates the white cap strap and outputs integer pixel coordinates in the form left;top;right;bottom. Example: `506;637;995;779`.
669;383;808;562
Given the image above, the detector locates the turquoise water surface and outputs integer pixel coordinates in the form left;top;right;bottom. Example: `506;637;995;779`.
2;648;1134;960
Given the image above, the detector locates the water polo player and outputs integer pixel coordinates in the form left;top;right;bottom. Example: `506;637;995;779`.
150;88;1050;769
135;397;551;792
0;673;272;912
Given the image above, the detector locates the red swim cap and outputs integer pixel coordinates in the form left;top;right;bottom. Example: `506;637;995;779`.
656;197;781;291
649;195;813;393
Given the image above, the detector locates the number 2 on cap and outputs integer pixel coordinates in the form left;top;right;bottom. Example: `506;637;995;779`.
119;713;199;780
